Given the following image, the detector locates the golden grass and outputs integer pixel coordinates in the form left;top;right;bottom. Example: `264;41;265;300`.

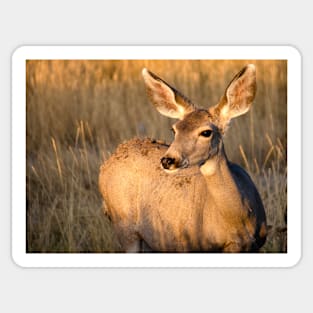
26;59;287;252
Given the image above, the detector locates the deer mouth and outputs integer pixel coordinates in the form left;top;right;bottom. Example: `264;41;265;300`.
160;157;189;172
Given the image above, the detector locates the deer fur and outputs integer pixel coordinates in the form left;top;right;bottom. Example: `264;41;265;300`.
99;64;267;252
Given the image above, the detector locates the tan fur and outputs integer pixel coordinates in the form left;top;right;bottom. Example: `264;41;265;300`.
99;65;267;252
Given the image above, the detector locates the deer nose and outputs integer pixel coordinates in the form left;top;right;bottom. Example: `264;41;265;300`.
161;157;176;170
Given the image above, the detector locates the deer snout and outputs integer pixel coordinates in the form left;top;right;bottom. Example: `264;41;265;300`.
161;156;176;170
160;156;189;171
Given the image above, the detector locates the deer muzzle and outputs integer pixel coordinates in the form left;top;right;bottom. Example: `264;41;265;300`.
160;156;189;171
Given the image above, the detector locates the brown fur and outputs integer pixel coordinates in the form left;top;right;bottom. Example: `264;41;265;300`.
99;65;267;252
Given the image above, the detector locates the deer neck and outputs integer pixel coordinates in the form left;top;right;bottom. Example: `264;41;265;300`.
200;146;242;209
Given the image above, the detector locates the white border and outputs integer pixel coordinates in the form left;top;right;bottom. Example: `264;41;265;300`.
12;46;301;268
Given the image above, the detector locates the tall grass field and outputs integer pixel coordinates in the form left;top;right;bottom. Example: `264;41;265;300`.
26;60;287;253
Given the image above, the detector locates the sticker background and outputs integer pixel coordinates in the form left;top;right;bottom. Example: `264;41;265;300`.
2;2;311;313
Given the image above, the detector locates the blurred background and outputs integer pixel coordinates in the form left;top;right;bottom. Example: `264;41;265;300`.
26;59;287;253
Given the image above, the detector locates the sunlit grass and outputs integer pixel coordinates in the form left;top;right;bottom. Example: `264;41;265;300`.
26;59;287;252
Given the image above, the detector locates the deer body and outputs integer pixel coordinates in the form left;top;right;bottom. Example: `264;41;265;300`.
99;65;267;252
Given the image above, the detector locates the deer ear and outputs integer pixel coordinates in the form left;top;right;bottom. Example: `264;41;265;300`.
142;68;195;120
210;64;256;129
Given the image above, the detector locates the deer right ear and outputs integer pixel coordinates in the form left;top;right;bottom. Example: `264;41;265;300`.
142;68;195;120
210;64;257;130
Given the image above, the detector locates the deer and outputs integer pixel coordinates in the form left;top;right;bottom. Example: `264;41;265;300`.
99;64;267;253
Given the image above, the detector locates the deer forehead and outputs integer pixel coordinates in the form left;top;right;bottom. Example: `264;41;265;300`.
174;109;214;133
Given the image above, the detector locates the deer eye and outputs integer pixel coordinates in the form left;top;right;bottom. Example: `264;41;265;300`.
200;130;212;137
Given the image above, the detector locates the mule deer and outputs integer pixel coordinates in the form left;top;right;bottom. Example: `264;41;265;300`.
99;64;267;252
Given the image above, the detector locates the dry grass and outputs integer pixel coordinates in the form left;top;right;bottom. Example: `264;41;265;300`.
26;59;287;253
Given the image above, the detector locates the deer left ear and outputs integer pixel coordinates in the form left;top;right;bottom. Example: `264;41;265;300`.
142;68;195;120
210;64;256;130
